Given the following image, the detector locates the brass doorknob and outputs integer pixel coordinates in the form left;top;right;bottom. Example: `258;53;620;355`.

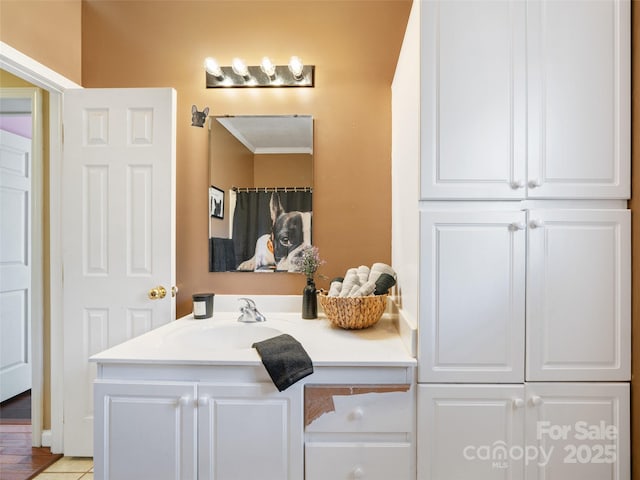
148;286;167;300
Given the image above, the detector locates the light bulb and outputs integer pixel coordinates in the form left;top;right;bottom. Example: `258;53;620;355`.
204;57;223;78
231;58;249;78
260;57;276;78
288;56;304;79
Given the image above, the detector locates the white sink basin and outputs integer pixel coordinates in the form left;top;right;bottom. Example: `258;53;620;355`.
165;323;282;351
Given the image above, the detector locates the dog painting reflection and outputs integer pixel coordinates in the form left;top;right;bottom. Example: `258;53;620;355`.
237;193;311;272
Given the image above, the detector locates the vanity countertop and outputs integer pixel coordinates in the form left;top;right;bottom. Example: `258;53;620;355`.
90;309;416;368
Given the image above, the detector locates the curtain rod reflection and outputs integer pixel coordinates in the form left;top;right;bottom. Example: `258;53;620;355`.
231;186;313;193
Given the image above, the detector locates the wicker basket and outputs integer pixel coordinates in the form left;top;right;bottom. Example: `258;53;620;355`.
318;293;388;329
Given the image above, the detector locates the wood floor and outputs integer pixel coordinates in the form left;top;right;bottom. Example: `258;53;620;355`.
0;424;62;480
0;392;62;480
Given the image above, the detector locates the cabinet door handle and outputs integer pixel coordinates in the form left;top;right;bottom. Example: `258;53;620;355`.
512;398;525;409
178;396;191;407
198;396;210;407
529;220;544;229
510;180;524;190
509;222;526;231
530;395;542;406
528;179;542;188
350;407;364;421
351;466;365;479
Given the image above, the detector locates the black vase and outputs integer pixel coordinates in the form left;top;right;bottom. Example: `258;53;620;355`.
302;277;318;319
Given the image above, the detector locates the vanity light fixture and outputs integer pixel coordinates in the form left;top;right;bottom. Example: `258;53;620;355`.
260;57;277;79
231;58;250;78
205;56;314;88
204;57;223;79
288;56;304;80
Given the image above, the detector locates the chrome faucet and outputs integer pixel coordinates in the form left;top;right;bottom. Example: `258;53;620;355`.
237;298;266;323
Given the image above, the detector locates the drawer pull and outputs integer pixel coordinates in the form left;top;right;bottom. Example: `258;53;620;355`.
350;407;364;421
351;466;365;478
530;395;543;406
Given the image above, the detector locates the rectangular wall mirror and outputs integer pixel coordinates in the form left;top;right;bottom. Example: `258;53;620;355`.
208;115;313;273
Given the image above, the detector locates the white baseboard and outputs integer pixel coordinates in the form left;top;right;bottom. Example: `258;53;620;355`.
41;429;52;447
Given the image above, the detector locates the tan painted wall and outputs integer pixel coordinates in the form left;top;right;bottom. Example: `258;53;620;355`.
0;0;82;85
208;120;254;239
254;153;313;188
81;0;412;316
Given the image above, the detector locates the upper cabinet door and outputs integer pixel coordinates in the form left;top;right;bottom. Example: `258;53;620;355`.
420;0;527;200
527;0;630;199
418;0;629;200
526;209;631;381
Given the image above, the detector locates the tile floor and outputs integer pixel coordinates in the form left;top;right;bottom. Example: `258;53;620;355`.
30;457;94;480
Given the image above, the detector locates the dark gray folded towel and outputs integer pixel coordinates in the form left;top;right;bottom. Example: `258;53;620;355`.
209;237;237;272
252;334;313;391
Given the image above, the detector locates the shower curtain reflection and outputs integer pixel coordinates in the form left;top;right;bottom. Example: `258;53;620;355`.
209;188;312;272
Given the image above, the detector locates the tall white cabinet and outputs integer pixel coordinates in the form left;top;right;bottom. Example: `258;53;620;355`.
392;1;631;479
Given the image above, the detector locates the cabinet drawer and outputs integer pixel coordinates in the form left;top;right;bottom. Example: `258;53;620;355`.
305;442;411;480
305;384;412;433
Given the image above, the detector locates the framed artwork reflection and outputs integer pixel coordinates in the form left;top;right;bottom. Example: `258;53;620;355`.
209;186;224;219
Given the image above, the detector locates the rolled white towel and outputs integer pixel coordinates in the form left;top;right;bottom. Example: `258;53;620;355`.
347;284;361;297
369;262;397;283
354;280;376;297
339;279;358;297
357;265;370;284
345;268;359;279
328;281;342;297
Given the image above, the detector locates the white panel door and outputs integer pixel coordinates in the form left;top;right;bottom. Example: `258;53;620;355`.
93;380;197;480
62;88;176;455
419;210;526;383
527;0;630;199
420;0;526;199
198;383;303;480
417;384;526;480
525;383;630;480
0;130;32;402
526;209;631;381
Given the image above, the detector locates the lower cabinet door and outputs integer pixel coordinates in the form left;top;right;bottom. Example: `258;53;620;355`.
305;442;412;480
197;383;303;480
93;380;197;480
417;383;630;480
525;383;630;480
417;384;526;480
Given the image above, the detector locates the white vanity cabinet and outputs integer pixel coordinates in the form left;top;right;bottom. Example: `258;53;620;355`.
418;383;630;480
94;380;198;480
93;376;303;480
91;318;417;480
419;0;629;200
419;207;631;383
197;383;302;480
304;383;415;480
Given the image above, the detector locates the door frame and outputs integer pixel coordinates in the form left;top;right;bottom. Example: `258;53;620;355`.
0;87;42;439
0;41;81;453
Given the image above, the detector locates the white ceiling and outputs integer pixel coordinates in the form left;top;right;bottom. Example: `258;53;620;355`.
216;115;313;154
